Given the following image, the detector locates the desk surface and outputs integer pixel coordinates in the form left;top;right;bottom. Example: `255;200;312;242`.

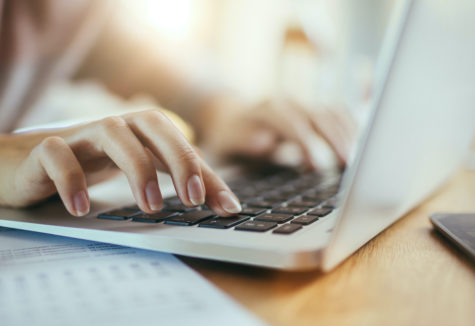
183;169;475;326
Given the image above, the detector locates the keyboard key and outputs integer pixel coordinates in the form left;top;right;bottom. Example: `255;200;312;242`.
239;207;267;216
237;195;261;203
323;185;340;193
254;213;293;223
98;209;140;221
256;196;285;203
232;187;259;197
291;215;319;225
322;197;339;208
122;205;141;212
246;200;280;209
278;184;296;192
235;221;277;232
163;197;182;206
273;223;302;235
199;215;250;229
165;210;215;226
262;195;294;202
132;212;178;223
254;182;275;191
307;207;333;217
163;204;197;212
275;189;300;197
272;206;308;215
291;185;313;192
287;200;321;208
301;194;330;202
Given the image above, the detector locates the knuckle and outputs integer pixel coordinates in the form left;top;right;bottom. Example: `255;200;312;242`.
141;110;169;126
100;116;127;130
38;136;66;153
60;168;83;184
129;154;154;174
176;146;200;167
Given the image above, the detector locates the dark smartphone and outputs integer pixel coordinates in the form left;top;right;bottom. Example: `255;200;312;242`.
430;213;475;262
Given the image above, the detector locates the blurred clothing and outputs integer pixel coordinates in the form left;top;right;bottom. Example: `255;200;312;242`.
0;0;213;135
0;0;109;132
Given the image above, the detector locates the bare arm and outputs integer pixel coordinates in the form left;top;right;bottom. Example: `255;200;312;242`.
73;5;210;135
73;4;355;169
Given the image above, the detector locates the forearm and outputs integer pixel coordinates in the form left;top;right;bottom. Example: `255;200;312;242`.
0;133;39;207
73;3;237;142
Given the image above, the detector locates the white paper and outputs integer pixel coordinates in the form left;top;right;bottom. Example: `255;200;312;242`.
0;227;265;326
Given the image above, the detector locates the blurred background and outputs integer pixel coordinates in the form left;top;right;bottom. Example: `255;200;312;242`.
115;0;395;106
119;0;397;108
18;0;397;131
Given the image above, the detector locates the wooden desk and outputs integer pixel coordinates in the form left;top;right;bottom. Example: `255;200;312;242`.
183;169;475;326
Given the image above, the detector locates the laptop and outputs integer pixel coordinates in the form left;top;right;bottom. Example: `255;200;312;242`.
0;0;474;271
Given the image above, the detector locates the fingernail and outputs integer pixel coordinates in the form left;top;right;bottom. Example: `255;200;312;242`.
217;191;242;214
187;174;205;206
73;191;89;216
145;180;162;211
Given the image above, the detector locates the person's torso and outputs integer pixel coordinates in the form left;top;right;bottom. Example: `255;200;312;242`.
0;0;109;132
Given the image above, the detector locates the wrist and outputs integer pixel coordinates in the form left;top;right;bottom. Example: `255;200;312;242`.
194;95;244;144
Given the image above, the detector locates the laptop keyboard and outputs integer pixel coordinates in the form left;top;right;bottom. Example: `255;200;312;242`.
97;170;341;235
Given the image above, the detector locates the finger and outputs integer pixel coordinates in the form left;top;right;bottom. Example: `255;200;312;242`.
278;100;341;170
257;102;323;170
31;136;89;216
126;110;205;207
309;111;350;164
291;102;347;164
145;147;168;171
93;116;163;213
232;127;281;157
330;109;357;153
199;158;242;217
329;111;353;141
326;111;354;161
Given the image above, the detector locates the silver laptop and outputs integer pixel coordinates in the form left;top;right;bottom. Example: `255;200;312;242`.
0;0;474;271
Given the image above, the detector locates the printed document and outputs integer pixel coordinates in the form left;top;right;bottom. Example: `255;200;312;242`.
0;227;265;326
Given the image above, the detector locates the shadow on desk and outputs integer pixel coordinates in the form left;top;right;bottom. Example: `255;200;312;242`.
429;229;475;270
180;255;324;286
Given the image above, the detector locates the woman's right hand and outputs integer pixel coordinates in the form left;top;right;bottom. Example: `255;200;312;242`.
0;109;242;217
